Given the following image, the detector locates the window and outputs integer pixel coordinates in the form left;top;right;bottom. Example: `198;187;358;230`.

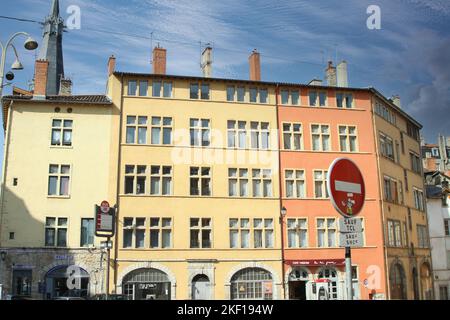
128;80;137;96
417;225;429;248
230;268;273;300
259;88;268;103
227;120;247;149
413;188;425;211
152;80;162;97
227;86;235;101
317;218;337;247
283;123;302;150
383;176;399;203
379;133;394;160
336;93;353;108
314;170;329;198
250;87;258;103
122;218;146;248
374;101;396;125
48;164;71;196
163;82;172;98
45;217;67;247
407;123;420;141
126;116;147;144
190;218;212;248
399;181;404;204
139;80;148;96
151;117;172;145
387;220;402;247
150;166;172;196
190;167;211;196
190;83;209;100
309;90;327;107
287;218;308;248
285;170;305;198
150;218;172;248
252;169;272;197
280;89;300;105
51;119;72;146
311;124;330;151
124;165;146;195
444;219;450;236
80;218;94;247
339;126;358;152
237;87;245;102
190;118;210;147
229;218;273;248
250;122;270;150
410;152;421;174
228;168;249;197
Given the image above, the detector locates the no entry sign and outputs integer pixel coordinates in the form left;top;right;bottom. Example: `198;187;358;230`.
327;158;366;218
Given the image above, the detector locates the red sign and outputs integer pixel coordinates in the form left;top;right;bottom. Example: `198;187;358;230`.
286;259;346;267
327;158;365;218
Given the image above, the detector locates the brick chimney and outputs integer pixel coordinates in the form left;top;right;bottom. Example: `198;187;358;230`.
325;61;337;87
391;95;402;108
108;55;116;76
249;49;261;81
152;46;167;75
33;59;49;98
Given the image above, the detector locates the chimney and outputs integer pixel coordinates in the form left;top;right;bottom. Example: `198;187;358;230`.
201;46;213;78
33;59;49;98
391;95;402;108
325;61;337;87
152;46;167;75
337;60;348;87
249;49;261;81
59;78;72;96
308;79;323;86
108;55;116;76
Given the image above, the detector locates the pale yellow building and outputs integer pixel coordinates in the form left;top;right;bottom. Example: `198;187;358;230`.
105;52;284;299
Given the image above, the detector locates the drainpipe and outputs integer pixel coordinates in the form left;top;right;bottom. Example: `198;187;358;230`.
370;95;391;300
275;84;287;299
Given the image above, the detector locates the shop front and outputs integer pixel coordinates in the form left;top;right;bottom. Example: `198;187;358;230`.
122;268;171;300
44;265;90;299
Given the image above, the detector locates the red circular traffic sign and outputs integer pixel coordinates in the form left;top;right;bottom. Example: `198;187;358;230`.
327;158;366;218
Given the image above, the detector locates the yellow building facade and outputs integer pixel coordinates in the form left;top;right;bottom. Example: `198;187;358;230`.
106;73;283;300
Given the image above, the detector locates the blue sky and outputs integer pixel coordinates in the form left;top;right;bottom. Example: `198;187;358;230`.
1;0;449;149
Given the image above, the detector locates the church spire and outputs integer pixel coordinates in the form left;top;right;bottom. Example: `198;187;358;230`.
38;0;65;95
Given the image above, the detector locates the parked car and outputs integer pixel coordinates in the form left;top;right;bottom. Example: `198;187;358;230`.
89;294;130;300
5;295;35;300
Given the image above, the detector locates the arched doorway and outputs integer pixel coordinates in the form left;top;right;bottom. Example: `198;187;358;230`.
288;268;309;300
420;263;433;300
230;268;273;300
191;274;211;300
317;268;339;300
390;263;407;299
44;265;89;299
122;268;171;300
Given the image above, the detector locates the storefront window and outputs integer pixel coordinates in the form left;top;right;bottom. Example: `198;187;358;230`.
230;268;273;300
12;270;32;296
122;268;171;300
318;268;338;300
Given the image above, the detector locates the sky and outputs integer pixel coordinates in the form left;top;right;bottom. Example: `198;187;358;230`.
0;0;449;150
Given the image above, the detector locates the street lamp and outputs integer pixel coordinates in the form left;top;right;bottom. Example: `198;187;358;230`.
0;32;39;97
280;206;287;218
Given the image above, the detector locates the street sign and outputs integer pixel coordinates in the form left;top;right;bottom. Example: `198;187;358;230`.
339;232;364;247
327;158;366;218
95;201;116;237
339;218;363;233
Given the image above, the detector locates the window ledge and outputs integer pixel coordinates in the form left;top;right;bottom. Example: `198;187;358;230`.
50;146;73;150
47;195;71;199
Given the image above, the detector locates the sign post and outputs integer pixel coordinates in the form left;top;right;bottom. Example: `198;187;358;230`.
327;158;366;300
95;201;116;301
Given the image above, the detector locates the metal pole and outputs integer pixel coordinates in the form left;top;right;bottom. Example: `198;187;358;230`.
345;246;353;300
106;237;110;300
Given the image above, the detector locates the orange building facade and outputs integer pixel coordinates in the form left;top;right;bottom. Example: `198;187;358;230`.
278;87;387;300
